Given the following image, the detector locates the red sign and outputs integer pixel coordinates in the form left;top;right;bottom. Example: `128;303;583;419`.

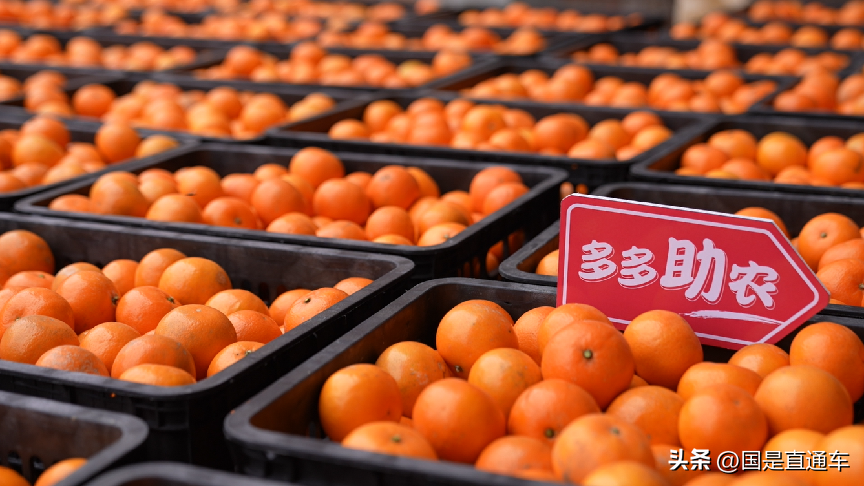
558;194;829;350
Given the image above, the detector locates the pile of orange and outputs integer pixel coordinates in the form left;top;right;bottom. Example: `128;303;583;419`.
193;42;472;89
0;0;126;29
47;149;527;264
0;115;179;194
0;229;368;386
317;297;864;485
0;31;198;71
0;69;73;102
459;64;777;114
747;0;864;25
326;97;677;159
770;69;864;115
533;208;864;305
455;2;642;33
26;80;336;139
671;12;864;50
68;0;235;13
224;0;406;22
1;458;87;486
673;128;864;187
113;11;336;42
317;23;547;56
571;39;849;76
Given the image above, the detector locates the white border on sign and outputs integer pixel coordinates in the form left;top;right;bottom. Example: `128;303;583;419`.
562;194;823;346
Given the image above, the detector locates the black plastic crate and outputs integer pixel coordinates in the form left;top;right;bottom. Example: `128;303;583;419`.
225;277;864;486
543;31;864;77
267;92;713;188
498;182;864;319
87;463;298;486
156;47;499;95
0;389;148;486
16;143;565;282
0;75;360;144
0;112;198;210
630;114;864;197
0;212;414;468
430;57;798;114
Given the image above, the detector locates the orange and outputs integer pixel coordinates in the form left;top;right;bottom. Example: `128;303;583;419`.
34;458;87;486
541;319;634;409
406;167;440;199
0;287;75;332
435;299;517;378
35;345;109;376
481;182;528;215
536;303;610;354
12;134;63;167
134;248;187;288
467;348;542;419
365;165;421;210
111;334;196;379
475;436;553;476
365;206;415;242
0;315;79;364
157;257;232;306
810;148;864;185
789;321;864;401
623;309;703;390
756;132;807;176
0;466;28;486
412;377;505;463
283;287;348;332
724;472;809;486
56;270;119;333
815;426;864;486
267;212;318;235
78;321;141;371
468;166;522;213
289;147;345;188
0;229;54;275
102;259;138;297
551;413;654;484
754;365;853;435
652;444;704;486
680;143;728;173
145;195;203;224
375;341;451;418
682;473;735;486
316;220;368;240
319;363;403;442
606;386;684;446
52;262;101;292
4;270;53;289
415;200;471;236
677;362;763;399
508;378;600;443
762;429;824;485
202;197;258;229
333;277;373;296
342;421;438;460
819;239;864;269
21;116;70;147
115;286;180;334
679;384;768;468
735;207;790;238
797;213;860;270
73;84;116;118
251;178;307;225
206;341;264;377
221;173;259;202
582;460;669;486
154;304;237;380
313;179;372;225
535;250;559;276
816;259;864;306
512;305;553;365
119;363;196;386
175;166;223;209
728;343;790;378
269;288;311;325
89;172;149;217
227;310;281;344
95;122;140;163
205;289;269;316
708;129;757;159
